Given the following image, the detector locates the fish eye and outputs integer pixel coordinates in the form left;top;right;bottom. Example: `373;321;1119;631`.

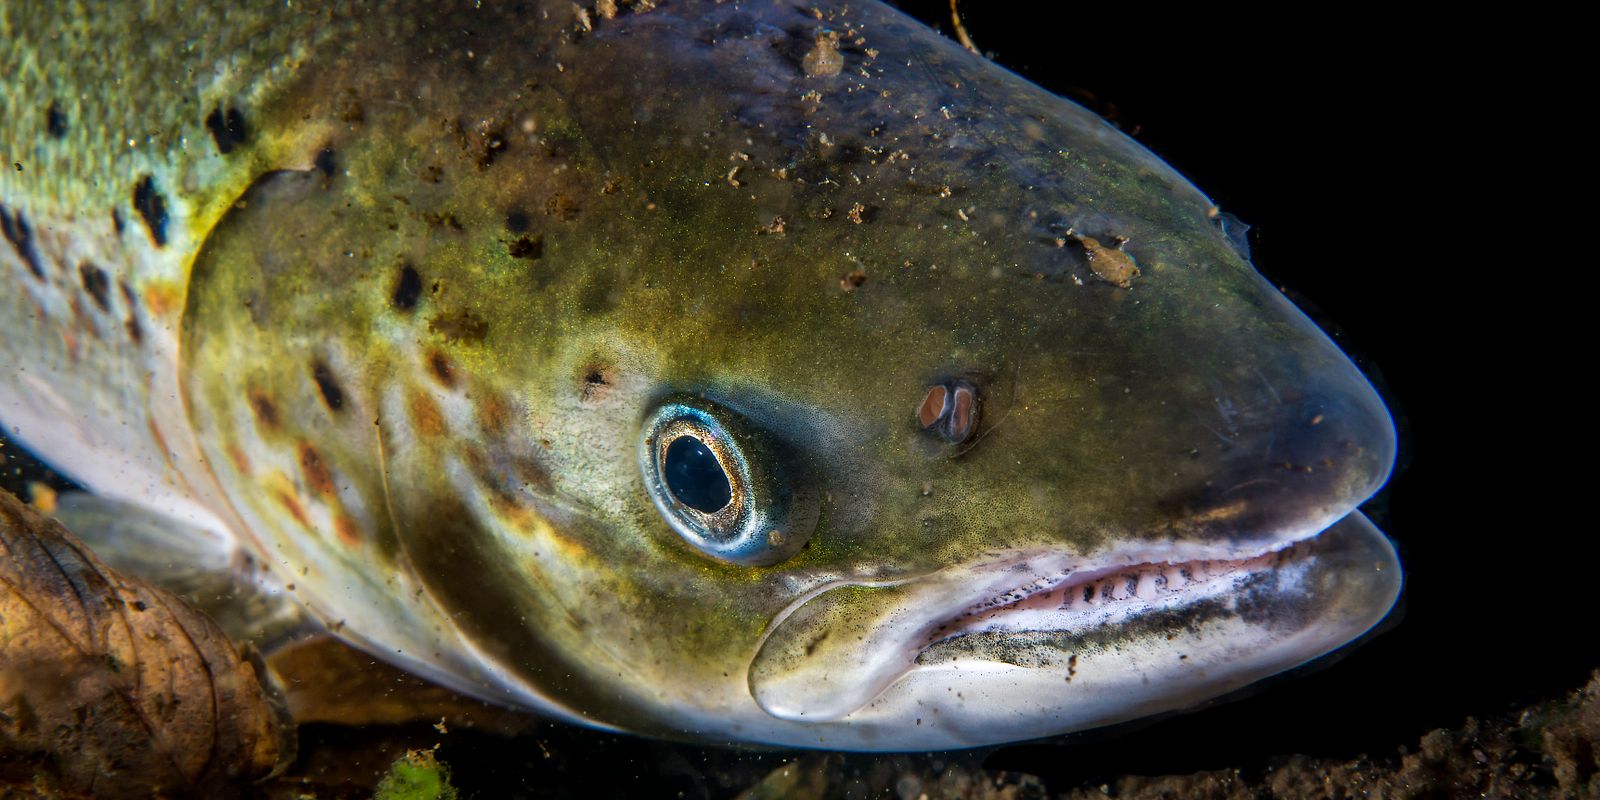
639;399;818;566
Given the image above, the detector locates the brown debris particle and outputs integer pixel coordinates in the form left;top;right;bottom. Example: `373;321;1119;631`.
1074;234;1141;289
26;482;57;514
0;490;292;797
840;268;868;292
545;192;579;221
803;31;844;77
760;216;789;236
847;202;869;224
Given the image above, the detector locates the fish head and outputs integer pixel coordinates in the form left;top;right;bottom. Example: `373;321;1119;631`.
179;1;1399;749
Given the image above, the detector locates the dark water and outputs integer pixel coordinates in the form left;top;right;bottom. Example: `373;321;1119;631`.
1;4;1557;796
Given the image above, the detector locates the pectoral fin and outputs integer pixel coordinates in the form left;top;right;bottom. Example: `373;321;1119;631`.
49;491;310;649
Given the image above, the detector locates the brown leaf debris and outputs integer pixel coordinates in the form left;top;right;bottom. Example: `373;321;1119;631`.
0;489;292;798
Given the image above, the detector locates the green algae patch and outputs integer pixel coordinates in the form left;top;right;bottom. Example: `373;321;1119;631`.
374;749;458;800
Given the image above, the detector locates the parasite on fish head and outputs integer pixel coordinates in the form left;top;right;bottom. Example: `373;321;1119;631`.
639;398;818;566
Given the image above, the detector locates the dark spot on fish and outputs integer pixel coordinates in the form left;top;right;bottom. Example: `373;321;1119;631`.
514;456;554;494
119;282;142;344
334;513;363;546
46;100;67;138
427;350;457;388
505;210;531;233
580;364;613;402
428;309;489;342
248;389;281;429
311;360;345;411
508;234;543;260
298;442;337;497
78;263;111;312
314;147;338;178
132;175;168;247
409;391;446;437
392;263;422;311
0;204;44;279
274;488;313;530
110;208;124;235
227;443;251;474
803;629;830;657
205;106;250;154
476;391;511;435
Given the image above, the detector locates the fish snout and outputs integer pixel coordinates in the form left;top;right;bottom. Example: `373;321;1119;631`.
1163;359;1396;548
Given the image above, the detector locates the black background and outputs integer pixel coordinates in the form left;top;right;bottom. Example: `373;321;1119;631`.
0;3;1565;793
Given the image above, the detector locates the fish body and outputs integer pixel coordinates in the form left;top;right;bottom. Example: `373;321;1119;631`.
0;1;1400;749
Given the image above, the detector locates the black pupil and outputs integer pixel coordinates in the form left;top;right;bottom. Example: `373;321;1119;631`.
664;436;733;513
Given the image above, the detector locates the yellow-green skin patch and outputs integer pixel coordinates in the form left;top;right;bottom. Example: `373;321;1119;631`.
2;1;1396;748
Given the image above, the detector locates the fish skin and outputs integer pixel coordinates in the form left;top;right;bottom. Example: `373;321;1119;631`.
0;1;1400;750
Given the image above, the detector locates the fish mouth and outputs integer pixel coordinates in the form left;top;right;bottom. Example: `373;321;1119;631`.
748;510;1400;725
915;542;1312;658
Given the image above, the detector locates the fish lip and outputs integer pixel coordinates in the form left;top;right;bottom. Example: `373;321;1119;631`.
913;537;1316;659
756;517;1336;658
749;509;1376;723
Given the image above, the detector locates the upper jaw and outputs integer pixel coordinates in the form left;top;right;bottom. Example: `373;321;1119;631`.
747;504;1375;723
